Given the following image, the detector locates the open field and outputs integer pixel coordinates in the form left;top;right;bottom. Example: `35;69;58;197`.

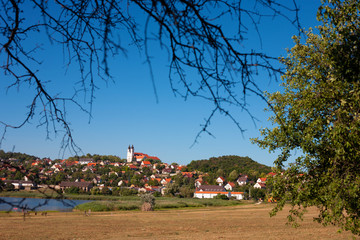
0;204;357;240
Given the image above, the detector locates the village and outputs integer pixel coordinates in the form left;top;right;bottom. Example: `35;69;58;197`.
0;146;272;201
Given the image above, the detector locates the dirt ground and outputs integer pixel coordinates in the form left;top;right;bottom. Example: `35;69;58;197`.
0;204;357;240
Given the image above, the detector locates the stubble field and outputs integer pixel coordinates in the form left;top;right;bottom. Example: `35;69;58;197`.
0;204;357;240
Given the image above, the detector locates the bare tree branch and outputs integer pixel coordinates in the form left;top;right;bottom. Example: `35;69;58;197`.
0;0;301;153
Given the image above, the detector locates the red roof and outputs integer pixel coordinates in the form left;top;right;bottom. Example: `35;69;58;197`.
142;161;151;165
182;172;193;178
227;182;236;187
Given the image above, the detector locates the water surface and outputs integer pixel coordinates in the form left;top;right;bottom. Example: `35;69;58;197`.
0;197;90;212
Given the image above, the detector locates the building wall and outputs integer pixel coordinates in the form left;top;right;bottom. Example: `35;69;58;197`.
194;191;243;200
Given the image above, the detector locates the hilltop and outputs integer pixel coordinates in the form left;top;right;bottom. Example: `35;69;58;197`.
187;155;272;181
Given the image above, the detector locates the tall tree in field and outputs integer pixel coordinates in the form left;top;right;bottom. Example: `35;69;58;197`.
253;0;360;235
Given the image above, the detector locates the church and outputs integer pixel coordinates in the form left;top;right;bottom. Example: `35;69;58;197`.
126;145;160;163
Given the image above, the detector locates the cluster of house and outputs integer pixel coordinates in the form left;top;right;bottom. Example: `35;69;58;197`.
1;146;275;199
0;147;184;195
193;175;249;200
193;173;276;200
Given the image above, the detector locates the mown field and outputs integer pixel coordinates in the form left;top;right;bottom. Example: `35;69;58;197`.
0;204;357;240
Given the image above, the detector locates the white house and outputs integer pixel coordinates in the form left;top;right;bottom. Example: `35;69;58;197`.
79;158;94;165
216;176;225;186
224;182;235;191
254;182;266;189
236;176;249;186
194;191;244;200
257;177;267;183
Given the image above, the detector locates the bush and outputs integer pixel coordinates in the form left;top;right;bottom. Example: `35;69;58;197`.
140;193;155;211
153;191;162;197
179;186;194;198
65;186;80;194
4;183;15;192
214;193;229;200
101;186;112;195
91;188;101;195
119;188;138;196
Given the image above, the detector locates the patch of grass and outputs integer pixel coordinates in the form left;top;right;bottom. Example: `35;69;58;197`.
75;201;140;212
75;197;244;212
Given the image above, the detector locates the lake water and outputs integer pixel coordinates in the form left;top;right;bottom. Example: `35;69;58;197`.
0;197;91;212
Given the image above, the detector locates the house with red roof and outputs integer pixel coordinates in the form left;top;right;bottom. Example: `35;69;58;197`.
254;182;266;189
216;176;225;186
236;175;249;186
224;182;236;191
141;161;152;168
181;172;194;178
257;177;267;183
128;164;138;170
195;178;203;188
160;178;172;186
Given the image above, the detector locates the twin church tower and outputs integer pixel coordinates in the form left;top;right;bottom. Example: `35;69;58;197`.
126;145;159;163
127;145;135;163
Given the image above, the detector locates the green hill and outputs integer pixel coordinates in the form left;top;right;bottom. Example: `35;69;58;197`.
0;150;39;162
187;155;272;181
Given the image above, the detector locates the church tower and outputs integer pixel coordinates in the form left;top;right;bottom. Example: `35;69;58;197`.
127;145;134;163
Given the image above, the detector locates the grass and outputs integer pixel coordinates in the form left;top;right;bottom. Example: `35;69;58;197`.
0;204;356;239
1;190;245;212
74;197;244;212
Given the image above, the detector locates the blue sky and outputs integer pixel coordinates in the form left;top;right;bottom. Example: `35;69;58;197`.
1;1;321;166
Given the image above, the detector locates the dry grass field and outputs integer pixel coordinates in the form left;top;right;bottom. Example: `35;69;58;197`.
0;204;357;240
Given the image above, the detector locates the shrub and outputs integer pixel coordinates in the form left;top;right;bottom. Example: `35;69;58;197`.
140;193;155;211
214;193;229;200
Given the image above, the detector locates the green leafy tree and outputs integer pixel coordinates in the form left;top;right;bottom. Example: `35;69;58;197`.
179;186;194;198
214;193;228;200
216;169;225;177
101;186;112;195
165;183;180;197
65;186;80;194
4;183;15;191
253;0;360;235
54;172;66;184
228;170;238;182
250;188;266;201
14;171;24;180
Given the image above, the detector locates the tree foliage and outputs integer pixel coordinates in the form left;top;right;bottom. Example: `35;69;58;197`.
0;150;38;162
187;155;272;180
253;0;360;235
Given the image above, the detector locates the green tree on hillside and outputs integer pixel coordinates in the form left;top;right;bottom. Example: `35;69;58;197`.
187;155;271;180
228;170;239;182
253;0;360;235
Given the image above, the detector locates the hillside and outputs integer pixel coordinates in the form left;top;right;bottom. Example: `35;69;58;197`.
0;150;39;162
187;155;272;180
